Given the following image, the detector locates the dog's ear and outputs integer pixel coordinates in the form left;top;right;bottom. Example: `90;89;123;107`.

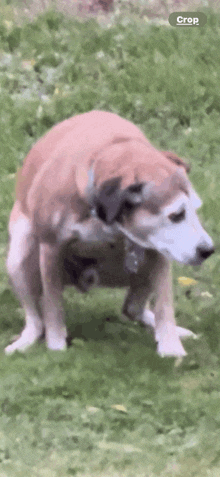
95;178;145;224
161;151;191;174
95;177;124;224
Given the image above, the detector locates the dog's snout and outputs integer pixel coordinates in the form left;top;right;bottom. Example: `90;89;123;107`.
196;245;215;261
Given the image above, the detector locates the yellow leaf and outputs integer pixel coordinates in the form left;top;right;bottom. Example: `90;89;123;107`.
54;87;59;95
111;404;127;413
178;276;198;286
86;406;100;414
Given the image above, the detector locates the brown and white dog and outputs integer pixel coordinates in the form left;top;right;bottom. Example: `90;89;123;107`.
6;110;214;357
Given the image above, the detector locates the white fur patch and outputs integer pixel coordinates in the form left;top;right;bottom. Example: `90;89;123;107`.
7;216;32;275
5;317;43;354
6;215;44;354
147;192;213;265
161;194;188;217
46;329;67;351
155;321;187;358
189;185;202;210
141;308;197;357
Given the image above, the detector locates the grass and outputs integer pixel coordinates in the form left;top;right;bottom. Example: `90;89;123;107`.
0;3;220;476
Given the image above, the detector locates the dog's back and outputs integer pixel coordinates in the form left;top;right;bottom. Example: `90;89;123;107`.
16;111;147;211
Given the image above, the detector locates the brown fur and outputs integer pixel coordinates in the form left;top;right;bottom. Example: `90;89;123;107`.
15;111;187;232
6;110;205;357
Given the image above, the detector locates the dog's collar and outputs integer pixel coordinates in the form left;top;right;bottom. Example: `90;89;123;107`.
123;236;146;273
114;222;151;249
114;223;150;274
90;207;149;273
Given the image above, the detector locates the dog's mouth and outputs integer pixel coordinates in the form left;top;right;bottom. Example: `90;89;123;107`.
161;246;215;266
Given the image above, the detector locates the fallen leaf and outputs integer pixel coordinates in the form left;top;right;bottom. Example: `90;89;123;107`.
86;406;100;414
178;276;198;286
201;291;213;298
111;404;127;413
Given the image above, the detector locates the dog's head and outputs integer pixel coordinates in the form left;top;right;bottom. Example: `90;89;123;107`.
90;151;214;266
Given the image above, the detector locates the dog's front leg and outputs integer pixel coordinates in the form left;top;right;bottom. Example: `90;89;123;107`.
122;258;156;324
153;257;187;358
40;242;67;350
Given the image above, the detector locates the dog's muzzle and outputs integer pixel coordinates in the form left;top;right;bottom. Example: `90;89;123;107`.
196;245;215;262
189;244;215;266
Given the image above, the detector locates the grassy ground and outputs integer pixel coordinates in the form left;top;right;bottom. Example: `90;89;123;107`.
0;3;220;476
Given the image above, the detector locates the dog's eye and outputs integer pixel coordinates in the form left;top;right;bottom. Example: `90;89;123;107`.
169;209;186;223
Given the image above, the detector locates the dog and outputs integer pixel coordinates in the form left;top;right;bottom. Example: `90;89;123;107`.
6;110;214;357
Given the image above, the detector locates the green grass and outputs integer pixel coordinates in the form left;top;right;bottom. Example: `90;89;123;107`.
0;5;220;476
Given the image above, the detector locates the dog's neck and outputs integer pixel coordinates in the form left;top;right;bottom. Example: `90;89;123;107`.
90;206;149;273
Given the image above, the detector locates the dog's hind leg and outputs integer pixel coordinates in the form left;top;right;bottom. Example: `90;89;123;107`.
39;242;67;351
5;210;44;354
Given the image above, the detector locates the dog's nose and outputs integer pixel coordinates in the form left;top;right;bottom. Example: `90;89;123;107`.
196;246;215;261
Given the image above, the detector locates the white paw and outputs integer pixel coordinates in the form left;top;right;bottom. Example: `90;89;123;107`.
156;323;187;358
141;310;197;341
5;324;43;354
46;329;67;351
157;337;187;358
141;309;156;328
176;326;197;340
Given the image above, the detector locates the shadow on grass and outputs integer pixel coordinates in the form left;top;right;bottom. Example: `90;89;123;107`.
63;289;178;377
